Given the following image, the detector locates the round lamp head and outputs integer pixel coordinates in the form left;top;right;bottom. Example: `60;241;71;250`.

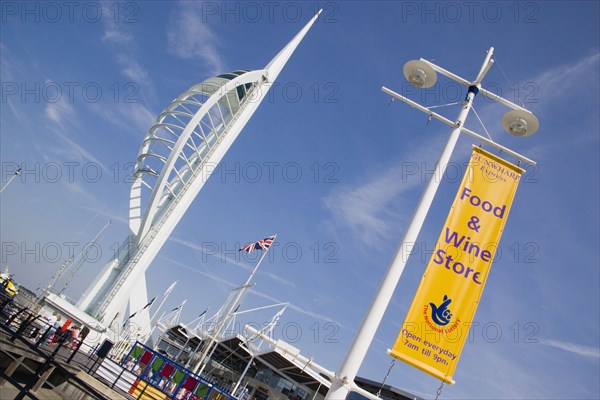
502;109;539;137
403;60;437;88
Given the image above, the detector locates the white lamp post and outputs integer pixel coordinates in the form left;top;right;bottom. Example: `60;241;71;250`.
0;167;21;194
325;47;538;399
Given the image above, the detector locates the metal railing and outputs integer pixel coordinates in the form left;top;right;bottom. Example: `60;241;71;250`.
0;293;112;400
103;341;237;400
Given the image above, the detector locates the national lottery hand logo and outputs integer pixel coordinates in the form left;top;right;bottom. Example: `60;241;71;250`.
423;294;461;334
430;295;453;326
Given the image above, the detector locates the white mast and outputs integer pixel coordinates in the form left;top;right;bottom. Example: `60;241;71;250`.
193;235;278;374
77;10;322;332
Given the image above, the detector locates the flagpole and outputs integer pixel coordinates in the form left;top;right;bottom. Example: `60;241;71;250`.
115;284;168;360
144;313;164;347
58;220;112;295
233;304;287;396
178;308;207;368
139;280;178;343
0;167;21;194
243;234;277;287
192;234;277;375
114;297;151;361
152;281;178;321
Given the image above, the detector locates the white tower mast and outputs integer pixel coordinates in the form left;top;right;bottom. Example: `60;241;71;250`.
78;11;322;333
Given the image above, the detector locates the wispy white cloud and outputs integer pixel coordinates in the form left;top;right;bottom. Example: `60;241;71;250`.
162;255;238;289
61;180;102;204
170;236;296;288
43;125;106;168
262;271;296;288
160;255;343;339
521;51;599;161
166;2;226;75
126;103;156;132
79;204;129;226
447;347;553;399
170;236;251;270
473;51;600;158
88;101;155;138
100;2;134;45
250;289;344;327
117;54;150;83
40;95;108;169
324;51;600;249
45;97;74;124
1;45;108;184
323;168;404;243
102;27;134;44
99;10;156;106
533;51;599;107
540;339;600;359
322;138;447;246
94;17;157;137
0;44;29;127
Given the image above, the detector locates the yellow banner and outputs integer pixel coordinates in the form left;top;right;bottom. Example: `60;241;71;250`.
390;147;524;383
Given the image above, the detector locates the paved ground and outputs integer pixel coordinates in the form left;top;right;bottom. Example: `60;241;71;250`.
0;384;64;400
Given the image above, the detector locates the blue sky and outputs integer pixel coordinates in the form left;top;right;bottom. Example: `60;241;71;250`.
1;1;599;399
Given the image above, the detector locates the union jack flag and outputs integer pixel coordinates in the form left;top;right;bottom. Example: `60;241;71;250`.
239;235;276;253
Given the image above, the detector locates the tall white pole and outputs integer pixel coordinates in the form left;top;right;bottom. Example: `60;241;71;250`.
232;355;254;396
241;235;275;287
58;220;112;295
150;281;177;322
0;168;21;193
138;280;178;343
324;50;494;399
193;235;277;375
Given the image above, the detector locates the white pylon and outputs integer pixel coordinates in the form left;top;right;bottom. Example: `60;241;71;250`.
77;11;322;333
